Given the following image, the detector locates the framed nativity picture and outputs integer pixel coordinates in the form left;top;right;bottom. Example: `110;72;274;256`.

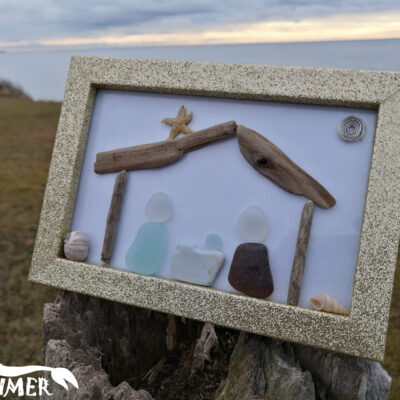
29;56;400;362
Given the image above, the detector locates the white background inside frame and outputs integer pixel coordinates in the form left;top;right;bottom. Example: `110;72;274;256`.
71;90;377;310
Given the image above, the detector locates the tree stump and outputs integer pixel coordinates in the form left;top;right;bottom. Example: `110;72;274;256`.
43;291;391;399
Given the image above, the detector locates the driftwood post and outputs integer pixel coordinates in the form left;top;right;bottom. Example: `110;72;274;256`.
101;170;127;266
287;200;314;305
43;291;391;399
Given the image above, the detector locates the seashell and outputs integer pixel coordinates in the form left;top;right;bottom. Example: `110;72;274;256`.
310;293;349;315
64;231;89;261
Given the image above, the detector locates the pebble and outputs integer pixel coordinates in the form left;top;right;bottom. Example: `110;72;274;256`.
171;244;224;286
228;243;274;298
237;206;268;243
145;192;171;223
125;222;167;275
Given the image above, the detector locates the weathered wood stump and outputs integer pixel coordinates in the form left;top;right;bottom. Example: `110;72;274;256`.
43;291;391;399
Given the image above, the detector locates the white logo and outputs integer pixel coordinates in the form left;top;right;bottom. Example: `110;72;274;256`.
0;363;78;397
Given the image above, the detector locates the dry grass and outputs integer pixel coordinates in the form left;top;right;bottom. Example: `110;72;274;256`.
0;97;399;397
0;97;59;365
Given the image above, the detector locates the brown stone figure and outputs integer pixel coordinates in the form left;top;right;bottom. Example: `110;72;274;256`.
229;243;274;298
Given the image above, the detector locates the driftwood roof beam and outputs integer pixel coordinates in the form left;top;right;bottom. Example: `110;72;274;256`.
94;121;237;174
237;125;336;209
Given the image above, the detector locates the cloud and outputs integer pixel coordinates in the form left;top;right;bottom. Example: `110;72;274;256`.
1;0;400;49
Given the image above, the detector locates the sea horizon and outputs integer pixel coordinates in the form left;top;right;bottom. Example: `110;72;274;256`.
2;37;400;54
1;38;400;100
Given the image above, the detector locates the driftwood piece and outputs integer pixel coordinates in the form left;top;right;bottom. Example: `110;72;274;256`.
216;333;315;400
166;314;177;351
101;170;127;266
43;291;201;398
237;125;336;208
45;340;154;400
43;291;391;399
191;323;219;375
94;121;237;174
294;343;391;399
216;332;391;400
287;200;314;305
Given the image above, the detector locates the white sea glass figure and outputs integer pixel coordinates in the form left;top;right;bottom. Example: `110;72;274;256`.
237;205;268;243
145;192;172;223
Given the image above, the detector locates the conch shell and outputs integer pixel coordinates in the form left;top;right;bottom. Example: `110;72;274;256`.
64;231;89;261
310;294;349;315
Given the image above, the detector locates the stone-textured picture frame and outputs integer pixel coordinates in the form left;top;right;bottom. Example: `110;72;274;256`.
29;56;400;361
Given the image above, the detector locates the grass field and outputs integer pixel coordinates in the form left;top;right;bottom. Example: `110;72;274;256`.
0;97;59;365
0;96;399;397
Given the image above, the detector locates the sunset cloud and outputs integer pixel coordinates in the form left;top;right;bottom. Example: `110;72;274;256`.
1;1;400;50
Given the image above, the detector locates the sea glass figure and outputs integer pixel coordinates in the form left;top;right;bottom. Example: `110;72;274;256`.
204;233;223;251
145;192;171;222
229;206;274;298
237;205;268;242
125;192;171;275
172;234;224;286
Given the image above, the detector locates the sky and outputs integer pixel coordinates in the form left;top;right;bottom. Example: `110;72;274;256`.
1;0;400;51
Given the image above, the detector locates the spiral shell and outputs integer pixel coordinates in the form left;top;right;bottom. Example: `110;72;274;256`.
310;293;349;315
64;231;89;261
337;115;366;142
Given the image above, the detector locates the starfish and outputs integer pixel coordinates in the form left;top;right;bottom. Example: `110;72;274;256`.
162;105;193;140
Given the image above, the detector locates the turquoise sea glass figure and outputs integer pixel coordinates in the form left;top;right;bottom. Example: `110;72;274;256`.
204;233;223;251
126;192;171;275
